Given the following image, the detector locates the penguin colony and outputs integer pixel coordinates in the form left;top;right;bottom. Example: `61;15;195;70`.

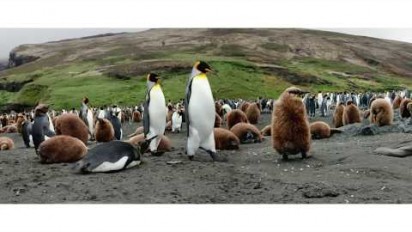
2;59;412;174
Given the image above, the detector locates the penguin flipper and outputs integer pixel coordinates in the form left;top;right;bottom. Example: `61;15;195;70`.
143;91;151;137
184;78;194;137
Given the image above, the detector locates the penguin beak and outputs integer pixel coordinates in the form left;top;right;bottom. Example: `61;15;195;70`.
205;68;213;73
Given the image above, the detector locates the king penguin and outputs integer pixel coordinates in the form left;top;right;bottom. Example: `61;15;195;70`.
79;97;94;140
143;73;167;155
185;61;218;161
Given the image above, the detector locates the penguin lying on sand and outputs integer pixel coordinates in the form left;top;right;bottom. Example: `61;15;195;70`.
74;140;150;173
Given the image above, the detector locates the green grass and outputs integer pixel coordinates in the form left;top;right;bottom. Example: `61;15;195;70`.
2;53;412;110
0;91;17;105
12;84;49;105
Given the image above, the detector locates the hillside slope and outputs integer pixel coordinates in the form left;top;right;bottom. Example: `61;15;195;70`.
1;28;412;110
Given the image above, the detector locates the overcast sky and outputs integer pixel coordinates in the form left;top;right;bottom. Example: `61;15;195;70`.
1;28;412;60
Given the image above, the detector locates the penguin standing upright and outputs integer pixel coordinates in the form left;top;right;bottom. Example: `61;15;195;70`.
185;61;217;161
107;108;123;140
31;104;56;153
143;73;166;155
21;119;33;148
79;97;94;140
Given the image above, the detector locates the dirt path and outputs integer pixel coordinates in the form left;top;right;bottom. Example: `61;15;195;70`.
1;113;412;203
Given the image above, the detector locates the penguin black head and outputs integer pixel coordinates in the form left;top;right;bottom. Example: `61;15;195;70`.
83;97;89;104
147;73;160;83
195;61;212;73
34;104;49;116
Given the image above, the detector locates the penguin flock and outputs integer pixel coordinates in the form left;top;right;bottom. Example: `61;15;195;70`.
2;61;412;174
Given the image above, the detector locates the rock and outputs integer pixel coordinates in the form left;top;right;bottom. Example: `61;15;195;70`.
358;125;379;136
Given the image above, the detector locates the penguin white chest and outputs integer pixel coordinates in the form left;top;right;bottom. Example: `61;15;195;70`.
148;85;166;132
188;76;214;136
92;156;141;172
172;112;182;131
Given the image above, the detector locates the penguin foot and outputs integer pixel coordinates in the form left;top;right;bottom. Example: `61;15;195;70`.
208;151;227;162
282;154;288;160
301;152;307;159
209;152;217;161
188;155;194;161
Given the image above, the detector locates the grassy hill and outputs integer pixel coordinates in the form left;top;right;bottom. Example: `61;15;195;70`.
1;28;412;110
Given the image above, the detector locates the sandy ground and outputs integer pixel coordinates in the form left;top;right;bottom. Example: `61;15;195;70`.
1;112;412;204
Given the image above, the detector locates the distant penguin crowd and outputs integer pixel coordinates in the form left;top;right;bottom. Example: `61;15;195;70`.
2;60;412;174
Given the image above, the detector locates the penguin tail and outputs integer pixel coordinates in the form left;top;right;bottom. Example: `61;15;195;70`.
330;128;343;135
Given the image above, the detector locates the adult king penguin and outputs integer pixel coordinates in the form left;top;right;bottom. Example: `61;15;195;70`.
79;97;94;140
143;73;167;156
185;61;218;161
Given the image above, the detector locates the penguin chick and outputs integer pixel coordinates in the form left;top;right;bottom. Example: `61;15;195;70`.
55;114;89;145
230;123;263;144
370;98;393;126
342;100;361;125
272;86;311;159
226;109;249;130
95;118;115;142
400;98;412;118
214;128;240;150
245;102;260;124
333;102;345;128
133;111;142;122
240;102;251;112
310;121;342;139
0;137;14;150
38;135;87;164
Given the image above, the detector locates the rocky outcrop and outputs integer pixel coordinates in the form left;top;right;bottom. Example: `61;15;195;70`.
0;79;33;92
8;51;40;68
0;103;33;113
